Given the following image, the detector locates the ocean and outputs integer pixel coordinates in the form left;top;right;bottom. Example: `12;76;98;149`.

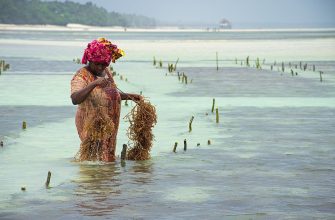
0;28;334;219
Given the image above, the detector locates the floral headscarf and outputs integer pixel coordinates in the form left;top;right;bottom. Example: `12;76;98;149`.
81;38;125;65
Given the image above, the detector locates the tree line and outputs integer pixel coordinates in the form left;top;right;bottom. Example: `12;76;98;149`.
0;0;156;27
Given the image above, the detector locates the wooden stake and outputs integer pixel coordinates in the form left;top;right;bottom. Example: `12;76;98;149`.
216;108;219;123
45;171;51;188
216;52;219;71
184;139;187;151
173;142;177;153
211;98;215;113
22;121;27;129
208;140;211;145
189;116;194;132
320;71;323;82
174;58;179;71
0;141;3;147
121;144;127;160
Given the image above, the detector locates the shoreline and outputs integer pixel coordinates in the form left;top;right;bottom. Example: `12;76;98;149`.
1;23;334;32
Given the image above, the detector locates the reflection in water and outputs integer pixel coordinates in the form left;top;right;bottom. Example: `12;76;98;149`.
72;160;154;217
129;160;154;185
72;163;122;216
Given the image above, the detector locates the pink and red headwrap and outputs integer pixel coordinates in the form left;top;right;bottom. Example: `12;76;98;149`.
81;38;125;65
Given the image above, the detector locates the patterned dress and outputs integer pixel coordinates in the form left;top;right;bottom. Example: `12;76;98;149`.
71;67;121;162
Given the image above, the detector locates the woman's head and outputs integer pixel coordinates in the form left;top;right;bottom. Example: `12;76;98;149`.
81;38;125;66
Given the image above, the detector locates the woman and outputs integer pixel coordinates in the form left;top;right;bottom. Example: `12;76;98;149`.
71;38;142;162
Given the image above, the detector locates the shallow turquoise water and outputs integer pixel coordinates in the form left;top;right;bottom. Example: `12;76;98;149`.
0;30;334;219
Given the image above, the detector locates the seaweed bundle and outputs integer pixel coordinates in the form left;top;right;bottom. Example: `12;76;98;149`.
76;107;115;161
125;99;157;160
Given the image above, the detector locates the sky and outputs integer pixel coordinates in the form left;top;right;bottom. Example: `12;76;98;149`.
54;0;335;28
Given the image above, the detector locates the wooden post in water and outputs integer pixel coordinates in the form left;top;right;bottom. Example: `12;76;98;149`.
173;142;178;153
183;139;187;151
313;65;315;72
319;71;323;82
174;58;179;71
216;108;219;123
45;171;51;188
0;141;3;147
216;52;219;71
22;121;27;129
208;140;211;145
121;144;127;160
211;98;215;113
291;69;294;76
189;116;194;132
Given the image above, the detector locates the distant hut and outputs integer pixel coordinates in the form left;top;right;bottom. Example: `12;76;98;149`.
219;18;232;29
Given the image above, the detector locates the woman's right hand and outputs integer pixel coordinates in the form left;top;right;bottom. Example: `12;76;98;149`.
93;77;109;88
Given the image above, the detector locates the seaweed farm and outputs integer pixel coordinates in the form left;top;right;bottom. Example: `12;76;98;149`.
0;29;335;219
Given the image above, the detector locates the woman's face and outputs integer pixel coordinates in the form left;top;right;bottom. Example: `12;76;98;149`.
89;62;109;75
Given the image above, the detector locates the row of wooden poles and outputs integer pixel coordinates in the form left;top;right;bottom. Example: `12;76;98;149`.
0;121;52;191
20;171;52;191
152;56;221;153
0;121;28;147
156;54;220;71
173;98;219;153
172;139;212;153
153;57;194;84
235;56;325;82
0;60;10;75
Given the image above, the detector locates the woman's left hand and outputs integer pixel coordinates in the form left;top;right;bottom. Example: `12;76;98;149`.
133;94;143;102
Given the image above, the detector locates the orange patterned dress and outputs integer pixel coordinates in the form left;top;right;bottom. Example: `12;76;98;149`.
71;67;121;162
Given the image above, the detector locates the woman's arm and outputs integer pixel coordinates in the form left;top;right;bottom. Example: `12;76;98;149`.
71;77;108;105
120;93;142;102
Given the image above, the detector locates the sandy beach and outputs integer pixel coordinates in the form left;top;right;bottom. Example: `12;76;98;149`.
1;23;335;32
